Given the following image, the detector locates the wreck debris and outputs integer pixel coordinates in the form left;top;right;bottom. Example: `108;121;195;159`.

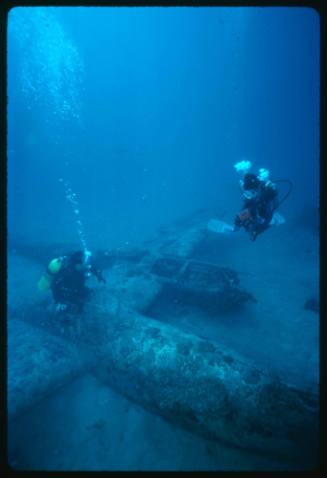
8;288;318;465
150;256;256;310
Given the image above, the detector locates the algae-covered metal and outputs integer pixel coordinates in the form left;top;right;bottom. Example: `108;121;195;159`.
84;295;318;464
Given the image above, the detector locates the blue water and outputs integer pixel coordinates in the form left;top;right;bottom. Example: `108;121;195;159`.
7;6;320;471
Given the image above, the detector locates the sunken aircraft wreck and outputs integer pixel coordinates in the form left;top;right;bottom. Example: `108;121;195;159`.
8;211;319;467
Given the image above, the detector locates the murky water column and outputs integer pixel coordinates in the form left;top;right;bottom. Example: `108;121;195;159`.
9;7;84;124
9;7;88;246
58;178;89;253
221;8;250;156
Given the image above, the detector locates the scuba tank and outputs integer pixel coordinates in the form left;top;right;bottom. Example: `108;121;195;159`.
37;257;63;291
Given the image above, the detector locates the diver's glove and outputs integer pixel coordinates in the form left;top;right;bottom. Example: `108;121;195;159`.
91;266;107;284
234;215;242;227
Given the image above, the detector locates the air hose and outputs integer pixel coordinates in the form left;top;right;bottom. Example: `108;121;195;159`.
272;179;293;211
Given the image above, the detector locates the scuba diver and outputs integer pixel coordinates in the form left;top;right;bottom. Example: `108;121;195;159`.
38;249;106;314
208;160;292;240
234;169;279;241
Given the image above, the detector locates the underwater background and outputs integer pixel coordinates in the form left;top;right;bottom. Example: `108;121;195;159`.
7;6;320;471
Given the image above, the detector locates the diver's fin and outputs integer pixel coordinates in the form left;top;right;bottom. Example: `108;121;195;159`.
269;212;285;226
207;219;234;234
208;213;284;234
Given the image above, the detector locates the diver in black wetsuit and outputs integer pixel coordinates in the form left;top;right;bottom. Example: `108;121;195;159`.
234;172;279;241
38;250;106;314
